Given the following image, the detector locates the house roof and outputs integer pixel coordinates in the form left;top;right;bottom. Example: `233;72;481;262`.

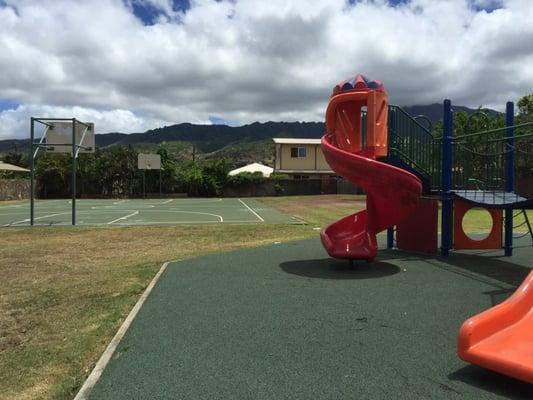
229;162;274;177
272;138;322;145
0;161;30;172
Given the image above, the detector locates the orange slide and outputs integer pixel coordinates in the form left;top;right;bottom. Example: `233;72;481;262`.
458;271;533;384
319;74;422;260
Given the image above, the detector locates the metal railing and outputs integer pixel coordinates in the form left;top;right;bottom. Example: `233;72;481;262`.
387;105;442;189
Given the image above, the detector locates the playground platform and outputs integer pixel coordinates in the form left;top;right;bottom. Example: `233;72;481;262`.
85;236;533;400
453;190;533;209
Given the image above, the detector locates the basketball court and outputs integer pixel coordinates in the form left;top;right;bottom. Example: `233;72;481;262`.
0;198;296;226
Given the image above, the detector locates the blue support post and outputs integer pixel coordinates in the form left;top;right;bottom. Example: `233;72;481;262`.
441;99;453;257
504;101;514;256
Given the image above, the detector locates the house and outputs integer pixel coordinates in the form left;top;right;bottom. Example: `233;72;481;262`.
229;162;273;177
272;138;334;179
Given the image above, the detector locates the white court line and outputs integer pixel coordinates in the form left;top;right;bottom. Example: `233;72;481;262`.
136;210;223;219
238;198;264;222
107;210;139;225
114;220;257;225
159;199;173;205
0;212;28;216
0;204;26;209
116;210;223;223
113;200;128;205
167;198;222;203
5;212;70;226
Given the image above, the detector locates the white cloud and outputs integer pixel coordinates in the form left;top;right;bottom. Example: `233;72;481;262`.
0;0;532;140
0;104;174;138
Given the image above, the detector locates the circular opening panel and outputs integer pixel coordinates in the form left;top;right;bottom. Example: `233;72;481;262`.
461;207;493;241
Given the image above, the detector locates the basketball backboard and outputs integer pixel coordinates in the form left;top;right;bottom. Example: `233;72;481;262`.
45;121;95;153
138;153;161;170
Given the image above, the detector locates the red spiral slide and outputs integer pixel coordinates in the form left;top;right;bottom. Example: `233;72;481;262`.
319;74;422;260
320;136;422;260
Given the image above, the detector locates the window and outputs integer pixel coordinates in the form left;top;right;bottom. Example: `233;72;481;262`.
290;147;307;158
293;175;310;180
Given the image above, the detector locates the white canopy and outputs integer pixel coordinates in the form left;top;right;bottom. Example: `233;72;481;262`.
229;162;273;177
0;161;30;172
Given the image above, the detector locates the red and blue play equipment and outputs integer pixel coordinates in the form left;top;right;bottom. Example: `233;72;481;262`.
319;75;422;260
319;73;533;385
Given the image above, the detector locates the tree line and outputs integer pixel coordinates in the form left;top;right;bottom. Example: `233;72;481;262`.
2;94;531;197
1;144;286;198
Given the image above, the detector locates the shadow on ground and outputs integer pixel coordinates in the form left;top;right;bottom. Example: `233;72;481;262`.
279;258;400;279
379;248;531;288
449;365;533;400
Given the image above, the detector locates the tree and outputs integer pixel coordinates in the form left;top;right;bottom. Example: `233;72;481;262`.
517;94;533;123
157;143;179;193
35;153;71;197
2;152;28;168
97;145;140;197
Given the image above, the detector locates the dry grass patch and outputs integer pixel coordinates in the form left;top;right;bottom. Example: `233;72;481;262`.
258;194;366;226
0;223;313;400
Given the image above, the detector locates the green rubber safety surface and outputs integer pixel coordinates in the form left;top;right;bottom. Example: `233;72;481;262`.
88;237;533;399
0;198;294;226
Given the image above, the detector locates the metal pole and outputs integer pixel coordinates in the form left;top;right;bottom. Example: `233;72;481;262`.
30;118;35;226
504;101;514;256
143;170;146;198
441;99;453;257
159;168;162;197
72;118;76;225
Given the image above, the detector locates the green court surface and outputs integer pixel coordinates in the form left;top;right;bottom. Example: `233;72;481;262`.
87;237;533;400
0;198;295;226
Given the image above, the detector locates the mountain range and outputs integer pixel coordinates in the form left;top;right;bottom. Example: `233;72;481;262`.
0;104;499;166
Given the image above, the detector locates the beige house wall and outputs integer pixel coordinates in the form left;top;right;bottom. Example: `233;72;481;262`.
316;148;330;170
276;144;332;172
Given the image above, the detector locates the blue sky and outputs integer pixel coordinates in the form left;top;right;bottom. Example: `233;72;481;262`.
0;0;531;138
0;99;18;112
131;0;504;25
131;0;190;24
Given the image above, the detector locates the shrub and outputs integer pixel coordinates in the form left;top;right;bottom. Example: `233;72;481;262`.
226;171;266;187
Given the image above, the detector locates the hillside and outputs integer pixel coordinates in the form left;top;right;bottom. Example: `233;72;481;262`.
0;104;500;167
403;104;499;122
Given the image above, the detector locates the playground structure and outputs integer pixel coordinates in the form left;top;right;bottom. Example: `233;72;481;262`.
320;74;533;260
319;74;533;384
320;76;422;260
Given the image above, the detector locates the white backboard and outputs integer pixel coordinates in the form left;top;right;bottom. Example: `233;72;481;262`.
138;153;161;170
45;121;95;153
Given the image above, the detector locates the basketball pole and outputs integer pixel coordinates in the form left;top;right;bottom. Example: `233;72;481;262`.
72;118;76;225
30;117;35;226
143;169;146;199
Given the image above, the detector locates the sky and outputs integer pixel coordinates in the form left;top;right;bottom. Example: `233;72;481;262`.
0;0;532;139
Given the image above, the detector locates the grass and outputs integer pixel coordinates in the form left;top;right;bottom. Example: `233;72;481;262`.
0;223;314;400
258;194;367;226
0;194;531;399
